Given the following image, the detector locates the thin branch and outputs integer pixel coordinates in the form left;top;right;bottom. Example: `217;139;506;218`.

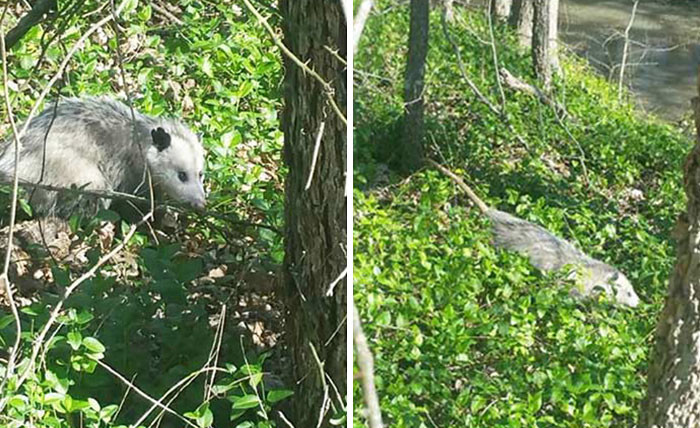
440;9;500;115
618;0;639;101
0;178;282;233
308;341;330;428
241;0;347;126
353;0;374;55
440;8;530;148
486;1;506;110
499;67;568;117
96;360;199;428
353;302;384;428
152;2;184;25
305;120;326;190
326;266;346;297
204;305;226;401
0;3;23;386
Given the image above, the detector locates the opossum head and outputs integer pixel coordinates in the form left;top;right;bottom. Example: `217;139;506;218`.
581;266;639;308
608;271;640;308
146;123;206;209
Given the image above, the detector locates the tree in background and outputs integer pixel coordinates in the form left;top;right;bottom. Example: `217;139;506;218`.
638;71;700;428
532;0;552;89
279;0;347;426
402;0;429;172
491;0;512;20
510;0;533;47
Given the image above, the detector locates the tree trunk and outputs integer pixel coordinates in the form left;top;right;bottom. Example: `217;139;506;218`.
510;0;533;48
548;0;559;72
279;1;347;426
638;71;700;428
532;0;551;89
491;0;512;19
402;0;429;172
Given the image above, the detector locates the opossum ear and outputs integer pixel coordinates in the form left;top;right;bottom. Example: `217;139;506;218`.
196;131;204;141
151;127;171;152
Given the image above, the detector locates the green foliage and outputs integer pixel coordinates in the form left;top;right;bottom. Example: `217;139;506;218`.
354;3;689;427
0;2;290;427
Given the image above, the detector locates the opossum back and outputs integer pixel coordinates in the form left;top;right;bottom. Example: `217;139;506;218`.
486;208;588;271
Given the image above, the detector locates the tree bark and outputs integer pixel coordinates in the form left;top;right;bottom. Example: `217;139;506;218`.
638;71;700;428
279;1;347;426
402;0;429;172
510;0;533;48
491;0;513;19
532;0;551;89
548;0;559;72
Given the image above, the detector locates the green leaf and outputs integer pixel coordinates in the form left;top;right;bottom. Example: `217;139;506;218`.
120;0;139;15
230;394;260;410
267;389;293;403
67;331;82;350
82;337;106;353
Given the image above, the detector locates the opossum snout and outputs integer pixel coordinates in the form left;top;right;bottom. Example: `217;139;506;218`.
191;196;206;210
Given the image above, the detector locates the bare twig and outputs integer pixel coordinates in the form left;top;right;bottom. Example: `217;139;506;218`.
440;8;500;116
241;0;346;126
326;266;346;296
353;302;384;428
241;337;270;421
0;4;24;385
486;1;506;110
499;68;568;117
0;178;281;233
308;341;330;428
305;120;326;190
152;2;183;25
204;305;226;401
353;0;374;55
618;0;639;101
96;360;199;428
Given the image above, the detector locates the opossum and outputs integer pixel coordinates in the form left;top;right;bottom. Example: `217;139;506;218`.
0;96;206;217
428;159;639;307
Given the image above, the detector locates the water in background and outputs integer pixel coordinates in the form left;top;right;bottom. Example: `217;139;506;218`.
560;0;700;121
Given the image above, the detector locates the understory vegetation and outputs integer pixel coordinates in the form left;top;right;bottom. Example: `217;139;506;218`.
354;3;690;427
0;2;290;427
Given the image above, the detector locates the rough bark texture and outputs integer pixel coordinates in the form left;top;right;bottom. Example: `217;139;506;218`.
532;0;551;90
491;0;513;19
639;78;700;428
402;0;429;172
279;1;347;426
510;0;533;48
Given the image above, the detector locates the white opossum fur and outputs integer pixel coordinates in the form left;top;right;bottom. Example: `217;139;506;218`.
0;96;206;216
428;159;639;308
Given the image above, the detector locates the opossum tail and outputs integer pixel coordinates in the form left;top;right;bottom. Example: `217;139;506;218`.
426;159;490;213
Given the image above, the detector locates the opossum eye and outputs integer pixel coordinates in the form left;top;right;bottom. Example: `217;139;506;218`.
178;171;188;182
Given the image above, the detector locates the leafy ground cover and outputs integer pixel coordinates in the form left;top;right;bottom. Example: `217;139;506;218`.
0;2;290;427
354;3;691;427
